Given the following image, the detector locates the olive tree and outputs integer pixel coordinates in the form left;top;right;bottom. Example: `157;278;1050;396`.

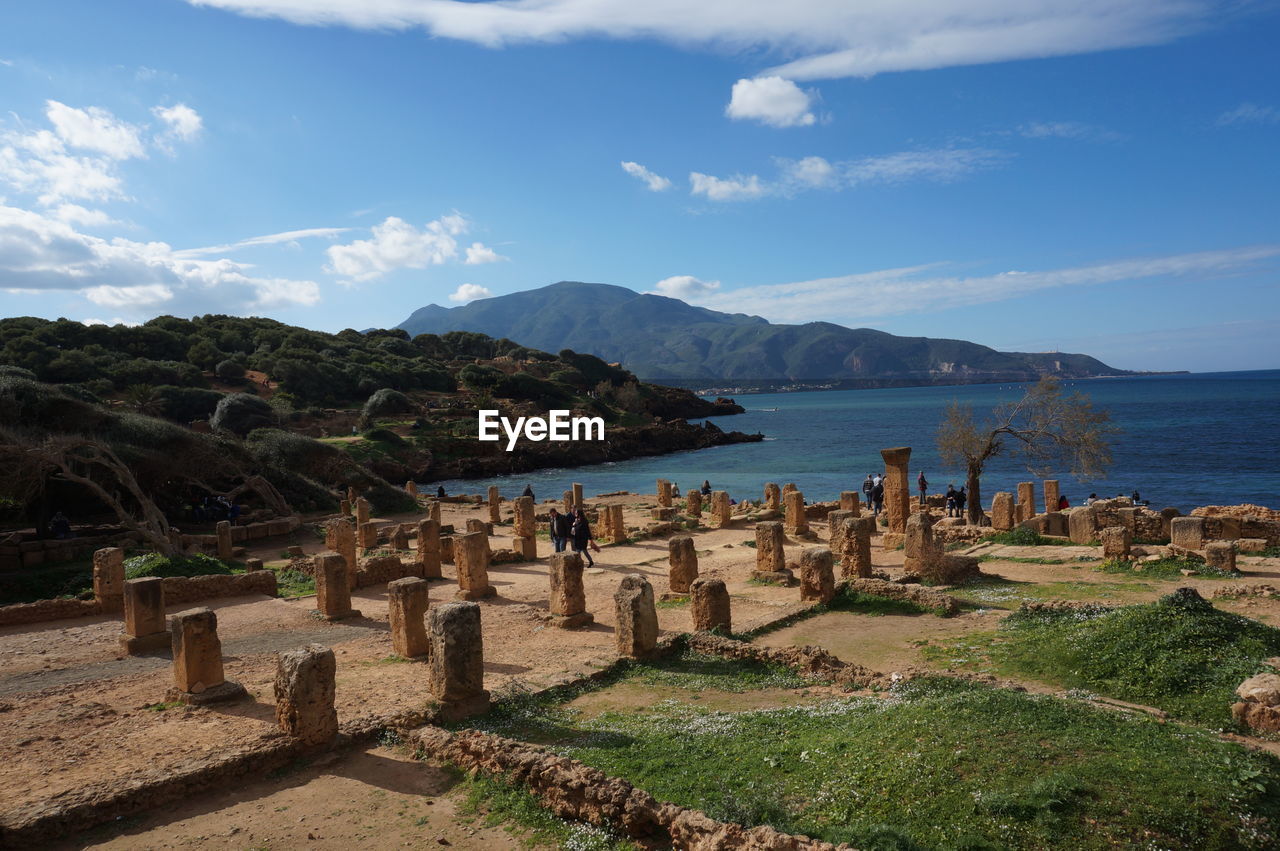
936;377;1114;525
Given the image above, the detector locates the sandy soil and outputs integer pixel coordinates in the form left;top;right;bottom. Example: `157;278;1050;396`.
5;490;1279;842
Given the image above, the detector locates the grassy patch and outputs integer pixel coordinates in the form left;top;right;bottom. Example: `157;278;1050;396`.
995;589;1280;725
982;527;1055;546
979;554;1073;565
457;772;636;849
742;586;945;640
124;552;234;579
656;596;689;609
274;567;316;597
474;670;1280;849
948;573;1154;609
0;558;95;605
1261;546;1280;558
1096;556;1240;579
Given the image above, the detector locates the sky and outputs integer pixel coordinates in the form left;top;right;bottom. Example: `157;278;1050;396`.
1;0;1278;373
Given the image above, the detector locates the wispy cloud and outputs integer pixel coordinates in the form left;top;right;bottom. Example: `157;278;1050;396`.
690;246;1280;323
324;213;492;282
620;161;672;191
175;227;352;258
1217;102;1280;126
648;275;721;299
1019;121;1124;142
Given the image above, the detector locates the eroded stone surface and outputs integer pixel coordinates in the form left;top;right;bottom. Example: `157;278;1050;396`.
799;547;835;604
428;601;490;719
690;577;730;633
667;536;699;594
92;547;125;613
454;531;495;600
613;574;658;658
991;492;1015;531
784;491;808;535
273;643;338;746
549;552;593;628
120;577;167;654
315;552;359;620
388;577;431;659
880;447;912;534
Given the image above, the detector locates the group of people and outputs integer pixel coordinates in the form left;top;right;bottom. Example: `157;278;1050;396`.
187;495;241;525
861;473;886;516
545;505;599;566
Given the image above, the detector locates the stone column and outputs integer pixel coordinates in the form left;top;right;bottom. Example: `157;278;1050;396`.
1205;541;1238;573
513;496;536;537
347;486;358;505
1017;482;1036;522
763;483;781;511
428;601;490;720
840;516;875;579
390;524;409;551
388;577;431;659
991;492;1015;531
1101;526;1131;560
549;552;593;628
1069;505;1098;545
840;492;861;515
667;536;698;594
904;511;942;578
428;500;441;523
784;491;809;535
274;644;338;747
245;558;264;572
215;520;233;560
92;546;125;613
315;552;360;620
799;547;836;604
339;498;351;516
358;521;379;550
487;486;501;523
572;483;584;509
1170;516;1205;550
711;491;731;527
657;479;672;507
686;490;702;519
417;518;442;578
690;577;731;633
828;510;853;555
454;531;495;600
326;520;357;586
609;504;626;543
406;481;419;497
562;490;574;513
782;483;797;495
355;497;371;527
119;577;168;654
1043;480;1060;514
614;574;658;659
167;607;245;704
753;521;792;583
880;447;912;534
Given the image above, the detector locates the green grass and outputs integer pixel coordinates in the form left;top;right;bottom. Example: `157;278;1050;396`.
456;773;636;850
1262;546;1280;558
274;567;316;597
742;587;945;641
124;552;234;579
947;573;1156;610
982;527;1056;546
993;589;1280;726
1096;556;1240;579
469;666;1280;849
978;554;1075;565
0;557;95;604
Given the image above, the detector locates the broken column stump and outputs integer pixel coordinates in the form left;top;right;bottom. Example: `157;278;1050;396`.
614;574;658;658
274;643;338;747
166;607;245;705
753;521;793;585
454;530;496;600
548;552;593;629
667;535;699;596
428;601;490;721
690;577;731;633
92;546;125;613
119;577;168;654
388;577;431;659
799;547;836;604
315;551;361;621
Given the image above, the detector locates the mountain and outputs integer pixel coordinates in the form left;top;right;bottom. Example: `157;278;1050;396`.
396;281;1126;384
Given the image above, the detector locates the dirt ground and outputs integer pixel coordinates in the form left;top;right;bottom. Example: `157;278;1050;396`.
4;490;1279;846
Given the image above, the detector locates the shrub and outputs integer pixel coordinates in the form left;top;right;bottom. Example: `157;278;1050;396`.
211;392;276;435
362;387;413;418
124;552;234;579
215;359;247;380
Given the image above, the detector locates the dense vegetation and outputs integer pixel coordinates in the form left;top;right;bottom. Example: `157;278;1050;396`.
466;652;1280;849
397;281;1124;381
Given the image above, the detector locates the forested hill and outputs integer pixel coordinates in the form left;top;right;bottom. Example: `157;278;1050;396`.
397;281;1126;383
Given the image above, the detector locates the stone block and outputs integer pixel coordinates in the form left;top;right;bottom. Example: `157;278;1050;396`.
657;479;673;507
991;492;1015;531
92;547;125;613
1205;541;1238;574
388;577;431;659
1170;516;1206;551
417;518;442;579
763;483;781;511
880;446;912;533
668;536;698;594
355;497;370;527
513;496;536;537
167;607;245;705
710;491;731;527
685;490;702;518
315;552;360;620
454;531;495;600
690;577;731;633
428;601;490;720
1101;526;1131;560
549;552;592;629
755;521;786;573
1232;672;1280;733
784;491;808;535
1043;480;1060;514
839;491;861;515
274;643;338;746
1017;482;1036;522
614;574;658;658
1069;505;1098;545
119;577;168;655
799;547;835;603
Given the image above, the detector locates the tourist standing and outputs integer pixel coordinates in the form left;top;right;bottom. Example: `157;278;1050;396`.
862;474;873;506
871;480;885;516
956;486;967;518
522;483;535;500
701;480;712;495
945;485;958;517
548;507;569;553
569;507;596;567
917;471;928;506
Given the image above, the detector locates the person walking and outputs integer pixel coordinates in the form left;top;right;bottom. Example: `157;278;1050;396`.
700;480;712;495
548;507;569;553
945;485;957;517
569;507;596;567
955;486;967;519
862;474;873;506
522;483;535;500
917;471;928;507
871;480;885;516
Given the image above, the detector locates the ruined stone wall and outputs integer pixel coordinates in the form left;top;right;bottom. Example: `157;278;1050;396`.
0;597;103;627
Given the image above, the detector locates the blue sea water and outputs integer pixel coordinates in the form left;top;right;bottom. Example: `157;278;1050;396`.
430;370;1280;514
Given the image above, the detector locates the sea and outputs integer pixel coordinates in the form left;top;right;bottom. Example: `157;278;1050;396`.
428;370;1280;514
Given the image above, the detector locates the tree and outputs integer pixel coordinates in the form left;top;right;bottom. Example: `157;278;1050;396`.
211;392;275;435
936;377;1114;525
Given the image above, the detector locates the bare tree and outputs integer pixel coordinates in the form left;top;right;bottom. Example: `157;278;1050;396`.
936;377;1114;524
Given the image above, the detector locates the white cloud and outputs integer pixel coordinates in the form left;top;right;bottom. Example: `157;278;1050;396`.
152;103;204;152
175;226;351;257
692;148;1002;201
694;246;1280;323
464;241;506;264
726;77;816;128
324;213;472;281
689;171;766;202
448;283;492;303
1217;103;1280;126
0;203;322;316
52;203;118;228
649;275;721;300
1019;121;1123;141
620;161;672;191
45;101;146;160
185;0;1210;81
83;317;140;327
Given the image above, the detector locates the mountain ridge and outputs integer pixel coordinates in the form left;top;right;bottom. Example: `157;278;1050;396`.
396;281;1127;383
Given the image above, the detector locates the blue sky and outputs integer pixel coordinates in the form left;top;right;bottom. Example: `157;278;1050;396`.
1;0;1277;372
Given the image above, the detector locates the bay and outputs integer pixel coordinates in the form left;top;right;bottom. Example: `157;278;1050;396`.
428;369;1280;514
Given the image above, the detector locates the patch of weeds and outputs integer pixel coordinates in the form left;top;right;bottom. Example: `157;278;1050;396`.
274;567;316;597
979;555;1072;565
742;540;758;548
1096;556;1239;580
656;596;689;609
742;586;943;640
982;527;1054;546
994;588;1280;725
1261;546;1280;558
457;772;637;850
378;728;403;747
143;700;183;712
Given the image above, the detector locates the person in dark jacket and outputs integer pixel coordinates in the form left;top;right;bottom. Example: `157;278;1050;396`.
871;481;885;516
569;507;595;566
436;485;446;498
955;486;967;517
522;484;535;500
701;480;712;495
548;508;569;553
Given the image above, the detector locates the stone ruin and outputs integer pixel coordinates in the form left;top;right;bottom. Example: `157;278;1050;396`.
119;577;168;654
572;482;584;509
454;530;496;600
417;518;443;579
355;496;371;527
753;521;793;585
215;520;233;560
667;536;699;595
510;495;538;560
428;601;491;720
1016;481;1036;524
1069;505;1098;545
1205;541;1238;573
562;490;574;513
839;491;862;514
1043;479;1060;514
274;643;338;747
880;446;912;534
690;576;731;633
487;486;502;524
548;552;593;629
358;520;379;550
784;490;809;536
836;516;875;579
763;482;781;511
92;546;125;613
991;492;1016;531
657;478;673;507
405;480;418;497
614;574;659;658
388;577;431;659
799;547;835;604
1101;525;1131;560
904;510;980;585
1233;671;1280;733
166;607;246;705
390;524;410;551
685;489;702;519
710;490;732;528
315;551;361;620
